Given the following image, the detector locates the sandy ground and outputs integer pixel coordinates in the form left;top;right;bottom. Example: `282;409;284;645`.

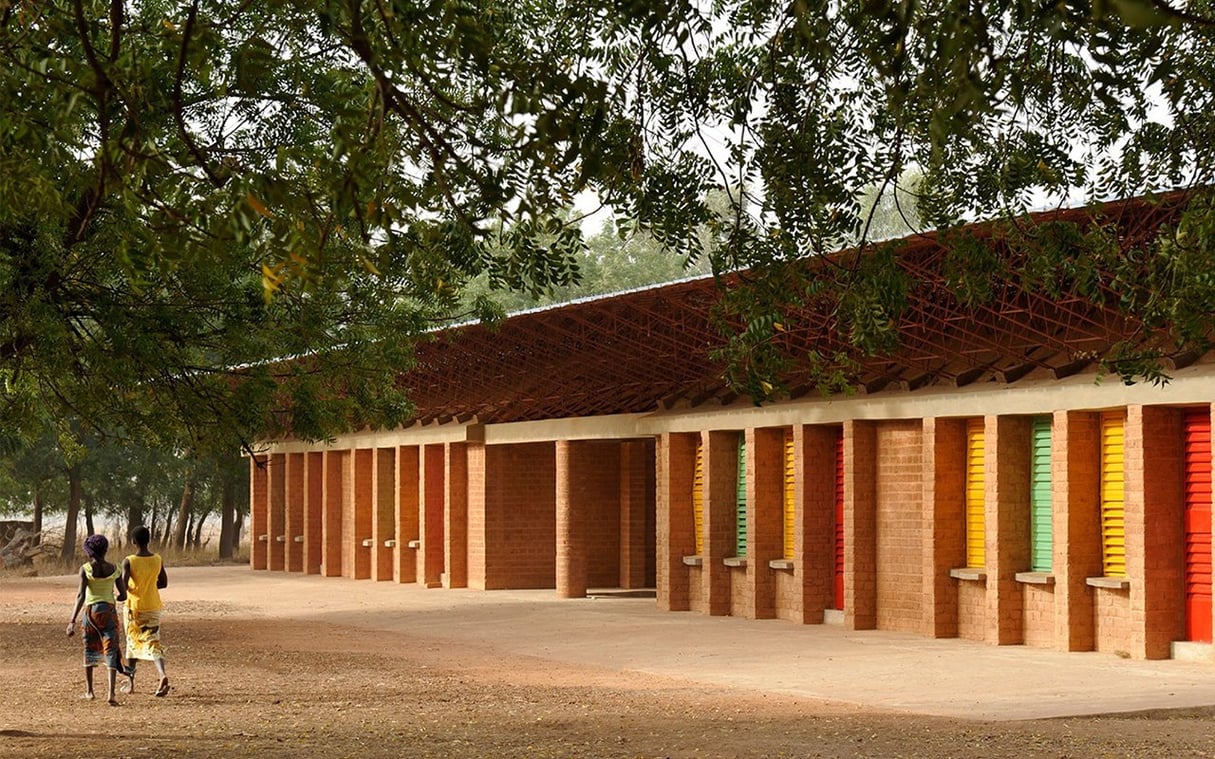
3;565;1215;758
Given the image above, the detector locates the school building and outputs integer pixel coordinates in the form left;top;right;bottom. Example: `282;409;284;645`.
249;193;1215;661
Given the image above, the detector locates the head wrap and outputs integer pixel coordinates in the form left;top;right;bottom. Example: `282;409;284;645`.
83;534;109;561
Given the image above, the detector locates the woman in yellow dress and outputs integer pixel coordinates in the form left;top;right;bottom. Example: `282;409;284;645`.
121;525;170;697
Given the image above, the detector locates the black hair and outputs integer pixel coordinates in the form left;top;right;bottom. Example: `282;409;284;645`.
131;524;151;548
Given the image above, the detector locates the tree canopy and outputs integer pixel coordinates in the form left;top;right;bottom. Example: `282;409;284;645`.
2;1;1214;447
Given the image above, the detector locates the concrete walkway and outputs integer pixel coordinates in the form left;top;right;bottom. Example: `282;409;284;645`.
100;567;1215;720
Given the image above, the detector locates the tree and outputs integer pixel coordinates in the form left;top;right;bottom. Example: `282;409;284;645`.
2;0;1214;443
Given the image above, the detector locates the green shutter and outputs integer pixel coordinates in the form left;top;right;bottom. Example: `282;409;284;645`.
736;437;747;557
1029;416;1053;572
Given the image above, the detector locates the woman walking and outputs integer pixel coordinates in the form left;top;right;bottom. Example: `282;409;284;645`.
122;525;170;697
66;534;130;706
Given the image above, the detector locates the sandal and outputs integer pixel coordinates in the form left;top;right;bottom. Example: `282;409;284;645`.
154;680;171;698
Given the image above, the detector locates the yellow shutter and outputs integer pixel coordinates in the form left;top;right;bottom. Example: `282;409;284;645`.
782;428;795;560
965;418;986;568
1101;411;1127;577
692;438;705;555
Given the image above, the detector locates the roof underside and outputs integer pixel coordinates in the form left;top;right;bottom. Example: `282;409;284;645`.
402;194;1195;425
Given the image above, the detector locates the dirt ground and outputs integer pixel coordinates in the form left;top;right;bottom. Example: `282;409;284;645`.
3;566;1215;758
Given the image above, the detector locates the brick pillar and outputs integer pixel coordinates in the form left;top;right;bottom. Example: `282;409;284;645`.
703;430;738;616
1054;410;1101;651
619;440;654;589
303;452;323;574
844;420;877;630
371;448;396;581
321;449;345;577
1126;405;1185;659
657;432;694;611
344;448;372;580
555;441;587;599
742;428;783;619
249;455;268;570
284;452;305;572
395;446;420;584
444;442;469;589
419;444;445;588
267;453;286;571
800;425;838;623
922;418;963;638
990;415;1030;645
465;441;487;590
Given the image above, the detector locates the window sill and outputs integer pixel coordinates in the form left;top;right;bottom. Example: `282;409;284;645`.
275;535;287;543
768;559;795;571
360;538;374;548
1014;571;1055;586
723;557;747;568
682;555;704;567
292;535;304;544
949;567;987;581
406;540;421;549
1086;576;1130;590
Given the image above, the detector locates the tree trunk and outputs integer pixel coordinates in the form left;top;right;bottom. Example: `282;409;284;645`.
219;466;236;559
233;508;244;553
171;468;194;550
60;465;82;562
125;495;145;546
83;494;95;537
32;488;43;546
191;509;209;547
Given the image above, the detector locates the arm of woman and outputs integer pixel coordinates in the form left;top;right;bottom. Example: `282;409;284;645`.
66;569;86;637
156;564;168;589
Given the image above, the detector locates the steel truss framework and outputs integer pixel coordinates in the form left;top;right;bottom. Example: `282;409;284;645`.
403;193;1197;425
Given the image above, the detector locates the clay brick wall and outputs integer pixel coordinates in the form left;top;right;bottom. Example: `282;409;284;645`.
875;420;923;633
583;442;623;589
321;450;345;578
657;433;696;611
744;427;785;620
555;440;621;597
990;416;1030;645
267;453;286;571
284;452;305;572
701;431;740;616
466;441;487;589
1054;411;1102;652
1094;589;1133;654
483;442;556;589
419;444;446;588
303;452;323;575
1022;585;1056;647
344;448;373;580
796;425;839;624
774;570;800;622
371;448;395;582
444;442;469;589
956;582;987;641
845;421;878;630
249;455;268;570
729;566;748;611
1126;405;1185;658
923;417;964;638
619;440;656;589
395;446;420;584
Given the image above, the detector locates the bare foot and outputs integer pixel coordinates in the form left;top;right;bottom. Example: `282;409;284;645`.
107;698;120;707
120;672;134;694
81;692;95;701
154;679;170;697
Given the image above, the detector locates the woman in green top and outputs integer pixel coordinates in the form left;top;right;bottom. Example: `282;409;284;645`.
66;534;130;706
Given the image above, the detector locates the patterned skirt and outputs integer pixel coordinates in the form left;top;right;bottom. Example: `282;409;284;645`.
82;602;123;670
123;606;165;661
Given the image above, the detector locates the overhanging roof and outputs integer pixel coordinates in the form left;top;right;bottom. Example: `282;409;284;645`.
402;193;1197;425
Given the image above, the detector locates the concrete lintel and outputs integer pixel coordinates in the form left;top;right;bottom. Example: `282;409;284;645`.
483;413;647;445
638;366;1215;433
